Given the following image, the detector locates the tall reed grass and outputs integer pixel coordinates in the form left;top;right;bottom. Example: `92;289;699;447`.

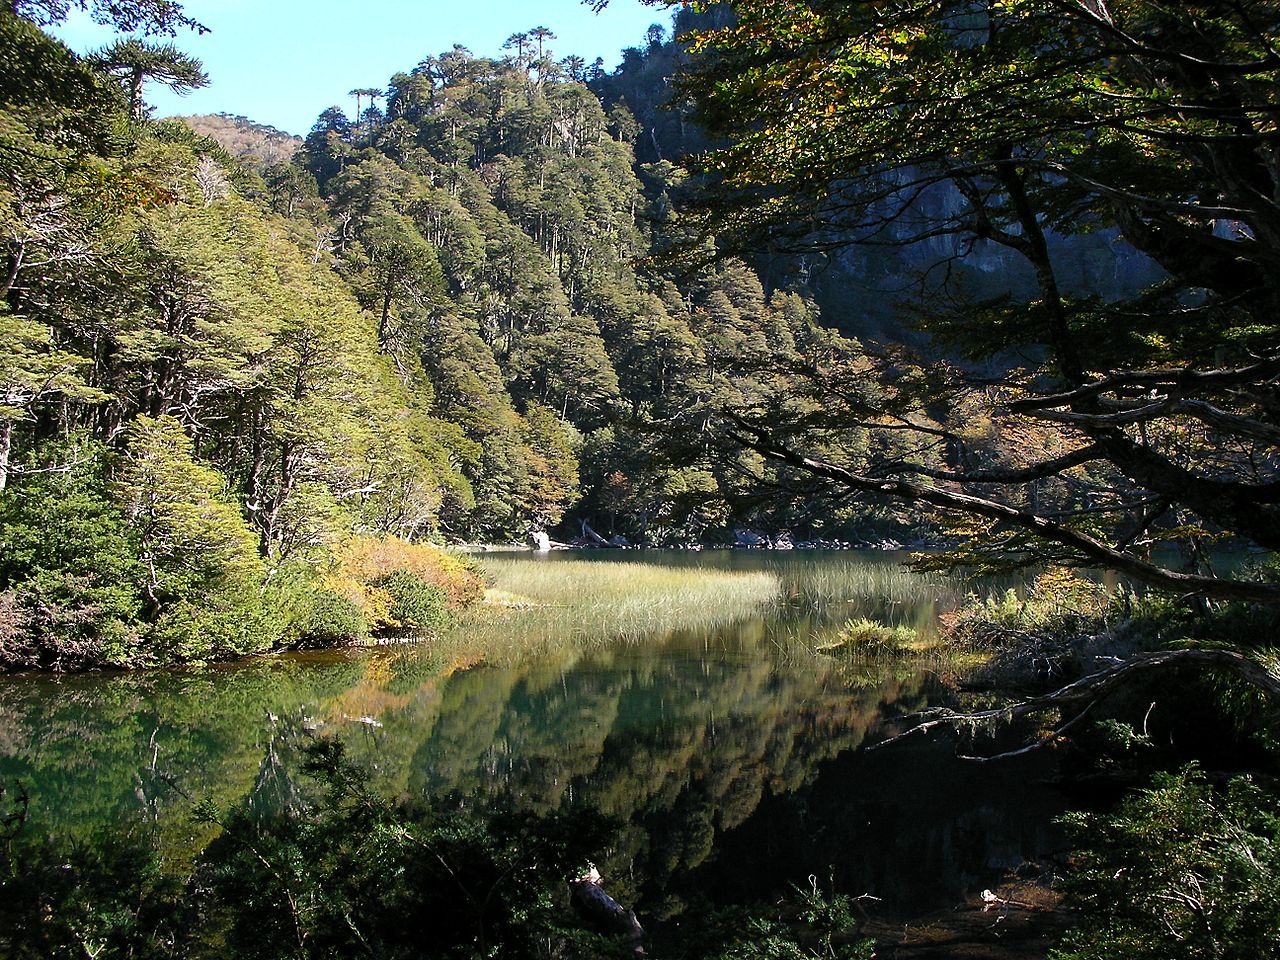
442;557;781;661
782;556;963;612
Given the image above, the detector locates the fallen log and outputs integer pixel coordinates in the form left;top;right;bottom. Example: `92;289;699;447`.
580;520;613;547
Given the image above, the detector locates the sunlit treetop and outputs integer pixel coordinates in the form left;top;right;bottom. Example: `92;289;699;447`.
7;0;205;35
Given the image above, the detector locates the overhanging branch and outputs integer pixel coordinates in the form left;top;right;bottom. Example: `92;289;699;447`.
725;417;1280;604
871;648;1280;758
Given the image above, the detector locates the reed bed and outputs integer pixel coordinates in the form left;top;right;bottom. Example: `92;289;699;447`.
781;556;964;612
441;557;781;661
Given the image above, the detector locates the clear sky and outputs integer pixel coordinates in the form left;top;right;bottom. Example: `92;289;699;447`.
53;0;670;135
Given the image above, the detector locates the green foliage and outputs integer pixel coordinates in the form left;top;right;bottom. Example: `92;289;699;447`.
0;311;102;428
1052;766;1280;960
0;729;891;959
117;416;262;596
0;740;619;959
0;443;144;668
199;739;616;959
0;820;194;960
372;569;451;634
292;589;370;647
675;884;874;960
943;568;1117;648
824;618;918;656
0;10;121;148
589;0;1280;609
1;4;930;667
12;0;204;36
116;415;274;661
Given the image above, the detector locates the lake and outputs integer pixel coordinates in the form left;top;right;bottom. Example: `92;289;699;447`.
0;550;1069;946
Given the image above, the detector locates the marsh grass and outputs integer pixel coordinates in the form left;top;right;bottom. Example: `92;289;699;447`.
796;615;992;687
441;557;781;660
782;557;961;612
816;618;923;655
437;552;995;672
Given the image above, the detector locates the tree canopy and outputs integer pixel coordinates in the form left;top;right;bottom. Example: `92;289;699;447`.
621;0;1280;604
8;0;204;34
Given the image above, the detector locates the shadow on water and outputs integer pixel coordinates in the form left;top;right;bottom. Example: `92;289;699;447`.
0;551;1067;930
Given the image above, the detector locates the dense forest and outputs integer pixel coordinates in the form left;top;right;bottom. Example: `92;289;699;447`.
6;0;1280;669
1;2;960;669
5;2;1280;959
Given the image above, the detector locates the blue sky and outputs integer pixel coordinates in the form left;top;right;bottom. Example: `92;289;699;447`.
53;0;670;135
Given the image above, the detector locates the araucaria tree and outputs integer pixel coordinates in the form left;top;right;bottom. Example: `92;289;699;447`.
90;37;206;119
649;0;1280;608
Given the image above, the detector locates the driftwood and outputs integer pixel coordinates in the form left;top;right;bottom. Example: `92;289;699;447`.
570;864;645;954
580;520;612;547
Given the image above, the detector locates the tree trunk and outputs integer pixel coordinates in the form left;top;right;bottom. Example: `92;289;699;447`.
0;418;11;493
129;66;145;121
379;279;394;351
2;243;23;303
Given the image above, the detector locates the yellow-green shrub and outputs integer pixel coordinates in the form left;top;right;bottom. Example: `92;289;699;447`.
320;535;483;633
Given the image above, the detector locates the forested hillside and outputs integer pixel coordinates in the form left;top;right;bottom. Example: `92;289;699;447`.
181;112;301;165
11;0;1274;673
592;7;1164;342
0;7;924;668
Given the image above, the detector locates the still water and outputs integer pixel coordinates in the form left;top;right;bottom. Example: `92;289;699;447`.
0;551;1066;924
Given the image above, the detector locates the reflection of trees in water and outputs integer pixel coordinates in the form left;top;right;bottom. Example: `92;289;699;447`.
364;629;929;916
698;733;1068;917
0;656;371;848
0;624;937;915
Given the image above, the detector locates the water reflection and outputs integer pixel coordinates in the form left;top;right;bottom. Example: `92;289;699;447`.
0;551;1064;921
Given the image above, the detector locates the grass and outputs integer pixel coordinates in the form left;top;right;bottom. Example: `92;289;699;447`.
434;552;1004;675
440;557;782;661
815;618;924;655
782;557;963;612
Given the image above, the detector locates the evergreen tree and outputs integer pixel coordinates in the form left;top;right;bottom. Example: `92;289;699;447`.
89;38;206;120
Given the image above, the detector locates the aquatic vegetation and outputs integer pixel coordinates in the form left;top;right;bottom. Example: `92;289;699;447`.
817;618;921;655
447;557;782;659
782;556;961;614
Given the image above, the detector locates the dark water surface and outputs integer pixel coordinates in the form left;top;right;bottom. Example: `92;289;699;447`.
0;551;1067;924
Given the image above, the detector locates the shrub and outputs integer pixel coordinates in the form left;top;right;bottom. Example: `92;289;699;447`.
0;777;194;960
371;569;450;634
292;590;369;647
146;580;279;664
676;884;874;960
1051;765;1280;960
323;535;484;609
0;447;145;669
320;535;484;636
945;568;1115;646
